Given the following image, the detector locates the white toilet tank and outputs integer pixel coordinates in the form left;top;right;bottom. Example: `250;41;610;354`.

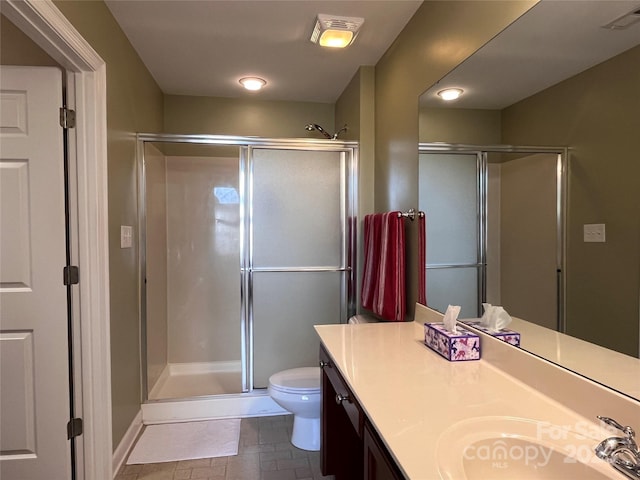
268;367;320;393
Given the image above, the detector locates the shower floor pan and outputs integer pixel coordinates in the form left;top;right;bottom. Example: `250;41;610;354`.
143;361;287;423
149;361;243;400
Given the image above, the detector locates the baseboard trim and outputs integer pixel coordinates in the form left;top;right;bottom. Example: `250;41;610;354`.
112;410;143;478
141;391;287;425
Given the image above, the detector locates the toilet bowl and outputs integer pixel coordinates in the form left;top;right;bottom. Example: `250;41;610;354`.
268;367;321;451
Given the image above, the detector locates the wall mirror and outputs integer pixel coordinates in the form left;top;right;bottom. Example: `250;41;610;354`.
418;0;640;401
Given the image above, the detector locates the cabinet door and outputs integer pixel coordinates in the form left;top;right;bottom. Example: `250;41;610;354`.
364;422;405;480
320;346;363;479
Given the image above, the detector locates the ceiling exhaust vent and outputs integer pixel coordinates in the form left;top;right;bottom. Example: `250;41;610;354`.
310;14;365;48
601;6;640;30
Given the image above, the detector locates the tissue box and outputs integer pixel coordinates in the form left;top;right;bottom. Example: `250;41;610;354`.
463;321;521;347
423;323;480;361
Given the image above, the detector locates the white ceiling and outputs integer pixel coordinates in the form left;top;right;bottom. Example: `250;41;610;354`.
105;0;422;103
421;0;640;109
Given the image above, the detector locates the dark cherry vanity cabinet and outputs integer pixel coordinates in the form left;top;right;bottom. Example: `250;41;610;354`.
320;345;405;480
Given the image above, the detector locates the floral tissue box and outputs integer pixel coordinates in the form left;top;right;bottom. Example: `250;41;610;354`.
423;323;480;362
462;321;521;347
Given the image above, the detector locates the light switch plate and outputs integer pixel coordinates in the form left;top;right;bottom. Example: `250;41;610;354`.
583;223;605;243
120;225;133;248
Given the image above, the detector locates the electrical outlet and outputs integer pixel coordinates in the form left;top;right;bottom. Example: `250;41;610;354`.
583;223;605;243
120;225;133;248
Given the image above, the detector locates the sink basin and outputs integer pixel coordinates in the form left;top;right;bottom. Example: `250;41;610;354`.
436;417;618;479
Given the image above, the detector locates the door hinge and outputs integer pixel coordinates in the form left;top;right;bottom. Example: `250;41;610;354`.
60;107;76;128
63;266;79;285
67;417;83;439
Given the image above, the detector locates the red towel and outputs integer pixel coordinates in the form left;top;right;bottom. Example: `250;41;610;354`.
361;213;382;310
418;213;427;305
361;212;406;321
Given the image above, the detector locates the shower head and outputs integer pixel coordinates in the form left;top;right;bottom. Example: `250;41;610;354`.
304;123;332;139
332;124;348;140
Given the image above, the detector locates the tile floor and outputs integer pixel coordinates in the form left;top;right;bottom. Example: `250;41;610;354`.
116;415;335;480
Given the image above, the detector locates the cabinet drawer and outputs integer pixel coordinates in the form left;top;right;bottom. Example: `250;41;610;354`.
320;346;363;436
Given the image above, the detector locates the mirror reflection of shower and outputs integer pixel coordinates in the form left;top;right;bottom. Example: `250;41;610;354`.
305;123;348;140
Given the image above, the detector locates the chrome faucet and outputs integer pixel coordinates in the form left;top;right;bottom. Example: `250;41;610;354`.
595;416;640;479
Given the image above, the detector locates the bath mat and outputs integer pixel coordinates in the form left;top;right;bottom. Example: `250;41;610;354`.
126;418;240;464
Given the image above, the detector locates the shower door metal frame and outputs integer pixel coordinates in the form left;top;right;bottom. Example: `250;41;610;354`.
137;133;358;401
419;143;568;331
241;143;357;391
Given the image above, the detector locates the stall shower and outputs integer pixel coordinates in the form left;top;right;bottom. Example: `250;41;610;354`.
138;134;357;418
418;144;567;330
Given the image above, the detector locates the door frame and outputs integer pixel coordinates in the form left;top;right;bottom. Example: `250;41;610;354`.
2;1;112;479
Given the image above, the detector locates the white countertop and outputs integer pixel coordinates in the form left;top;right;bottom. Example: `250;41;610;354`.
314;319;625;480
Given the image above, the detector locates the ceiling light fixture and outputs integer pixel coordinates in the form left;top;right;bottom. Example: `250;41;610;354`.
437;88;464;101
310;14;365;48
239;77;266;91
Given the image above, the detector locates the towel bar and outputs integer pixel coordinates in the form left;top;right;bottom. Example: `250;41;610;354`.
397;208;425;221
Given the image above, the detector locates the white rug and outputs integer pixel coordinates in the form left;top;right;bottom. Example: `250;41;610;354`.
126;419;241;464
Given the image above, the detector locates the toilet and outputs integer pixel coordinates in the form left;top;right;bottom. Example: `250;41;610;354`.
268;367;321;451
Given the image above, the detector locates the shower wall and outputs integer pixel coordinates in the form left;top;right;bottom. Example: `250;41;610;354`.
144;144;168;391
165;155;241;365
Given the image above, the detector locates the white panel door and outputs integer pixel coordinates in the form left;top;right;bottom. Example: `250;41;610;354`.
0;66;71;479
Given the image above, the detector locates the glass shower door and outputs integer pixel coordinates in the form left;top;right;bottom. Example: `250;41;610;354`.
418;145;564;327
418;151;482;318
245;147;351;389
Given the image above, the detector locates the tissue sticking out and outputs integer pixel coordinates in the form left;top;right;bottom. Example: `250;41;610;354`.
443;305;461;333
480;303;513;333
463;304;521;347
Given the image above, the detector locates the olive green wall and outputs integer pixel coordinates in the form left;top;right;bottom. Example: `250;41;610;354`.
375;0;536;318
419;107;501;144
53;0;164;450
164;94;334;137
1;14;59;66
335;66;376;310
335;65;375;218
502;44;640;356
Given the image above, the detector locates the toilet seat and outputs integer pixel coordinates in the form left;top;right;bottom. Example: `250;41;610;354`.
268;367;320;395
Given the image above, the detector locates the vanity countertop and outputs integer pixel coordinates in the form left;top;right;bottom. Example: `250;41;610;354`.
314;314;633;479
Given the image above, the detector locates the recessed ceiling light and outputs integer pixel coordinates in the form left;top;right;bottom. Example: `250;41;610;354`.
239;77;266;91
437;88;463;101
310;14;365;48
